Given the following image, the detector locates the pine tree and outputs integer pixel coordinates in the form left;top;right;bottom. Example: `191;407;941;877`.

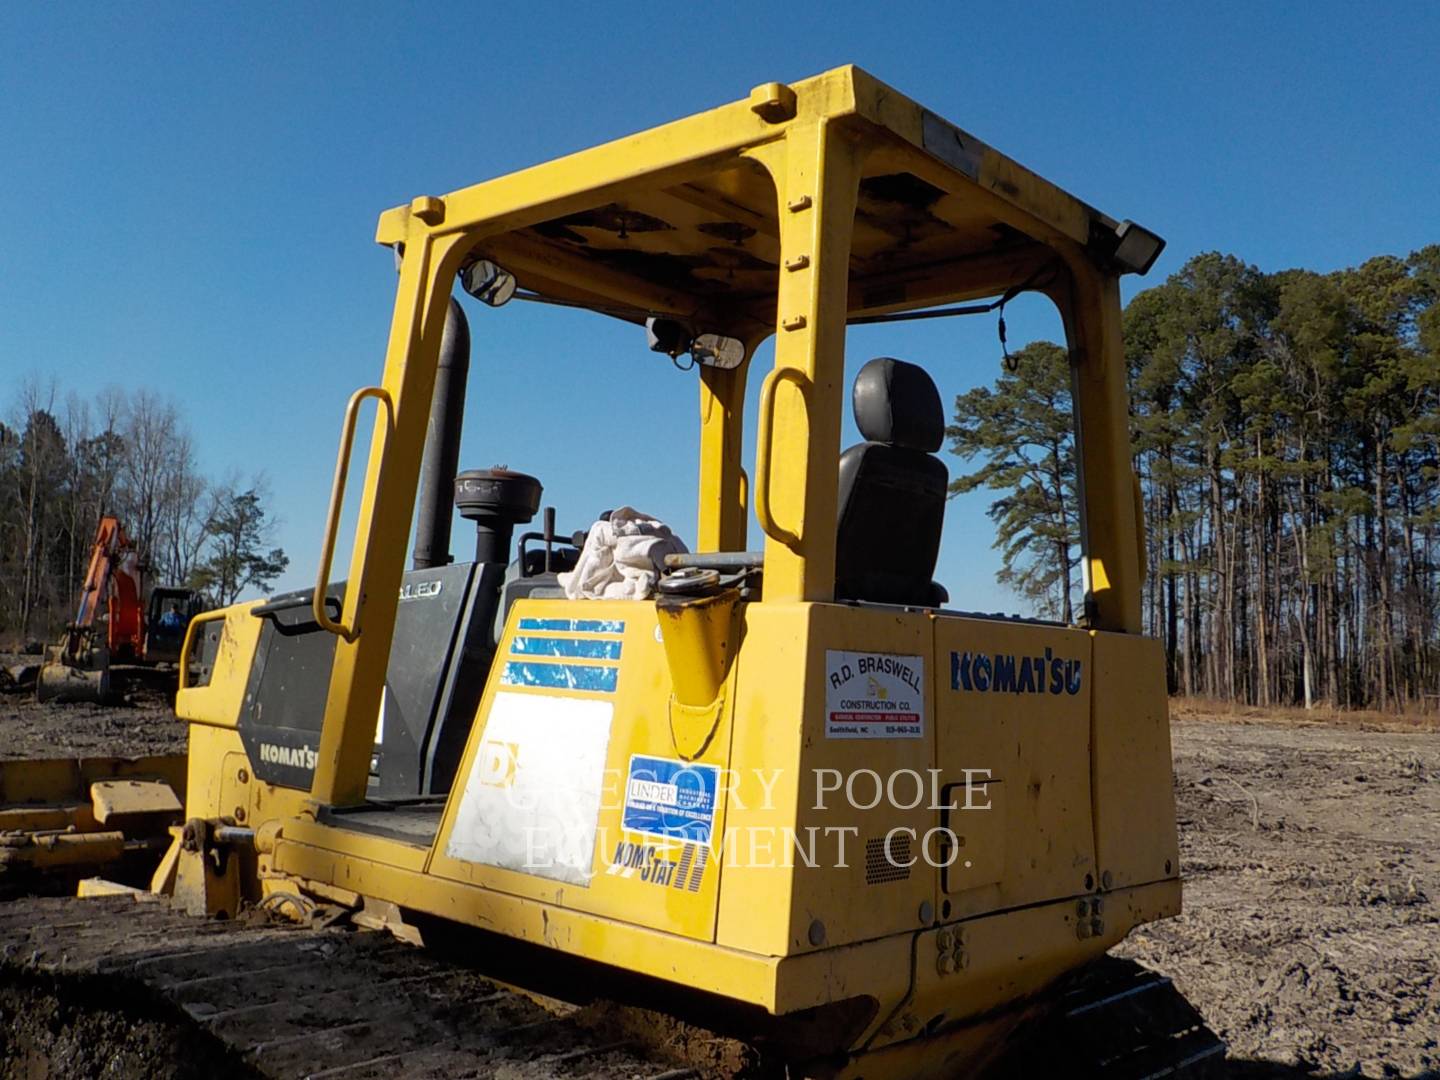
948;342;1079;622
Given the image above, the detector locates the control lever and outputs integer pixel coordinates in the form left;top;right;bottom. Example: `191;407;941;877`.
543;506;556;573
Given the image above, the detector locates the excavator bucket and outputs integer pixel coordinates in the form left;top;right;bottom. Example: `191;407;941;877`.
35;660;109;704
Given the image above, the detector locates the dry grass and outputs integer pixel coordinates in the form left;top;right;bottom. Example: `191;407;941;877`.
1170;694;1440;733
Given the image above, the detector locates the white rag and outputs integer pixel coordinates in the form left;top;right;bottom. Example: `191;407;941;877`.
557;506;689;600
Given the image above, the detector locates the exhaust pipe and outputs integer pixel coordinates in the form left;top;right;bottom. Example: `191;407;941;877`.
413;297;471;570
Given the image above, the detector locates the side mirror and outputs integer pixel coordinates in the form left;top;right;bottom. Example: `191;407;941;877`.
645;318;744;370
690;333;744;370
460;260;518;307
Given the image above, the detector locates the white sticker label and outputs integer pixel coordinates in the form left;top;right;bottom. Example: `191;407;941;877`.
825;650;925;739
446;691;613;885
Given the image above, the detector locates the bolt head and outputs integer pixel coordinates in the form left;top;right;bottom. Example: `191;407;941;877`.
807;919;826;947
936;929;953;951
936;952;952;976
1101;870;1114;890
918;901;935;924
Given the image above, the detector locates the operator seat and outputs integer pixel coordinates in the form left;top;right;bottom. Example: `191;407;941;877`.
835;357;949;606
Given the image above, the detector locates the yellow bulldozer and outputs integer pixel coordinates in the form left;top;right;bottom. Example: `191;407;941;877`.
0;67;1221;1078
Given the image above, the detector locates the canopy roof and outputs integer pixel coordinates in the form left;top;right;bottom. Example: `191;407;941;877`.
377;65;1159;337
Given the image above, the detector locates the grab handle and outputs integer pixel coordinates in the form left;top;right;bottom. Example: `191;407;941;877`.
314;385;394;641
754;367;807;547
177;609;228;691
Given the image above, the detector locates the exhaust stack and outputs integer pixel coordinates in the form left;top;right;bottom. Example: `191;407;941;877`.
412;298;471;570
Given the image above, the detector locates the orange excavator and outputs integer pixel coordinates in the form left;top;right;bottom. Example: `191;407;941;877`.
36;516;200;703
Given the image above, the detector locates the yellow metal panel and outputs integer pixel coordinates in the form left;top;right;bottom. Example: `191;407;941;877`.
940;779;1005;895
795;881;1181;1076
719;603;937;955
427;599;732;944
1090;631;1180;889
272;835;782;1008
181;727;310;869
283;815;431;875
933;617;1096;917
712;603;805;956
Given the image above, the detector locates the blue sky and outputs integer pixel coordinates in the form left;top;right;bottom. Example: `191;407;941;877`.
3;3;1437;609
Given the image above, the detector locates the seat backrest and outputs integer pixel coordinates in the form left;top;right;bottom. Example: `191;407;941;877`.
835;357;949;606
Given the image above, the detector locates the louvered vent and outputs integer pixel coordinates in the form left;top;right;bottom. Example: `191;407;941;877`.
864;834;911;885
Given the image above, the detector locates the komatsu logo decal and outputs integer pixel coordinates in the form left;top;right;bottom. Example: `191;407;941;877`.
951;649;1083;696
258;742;318;769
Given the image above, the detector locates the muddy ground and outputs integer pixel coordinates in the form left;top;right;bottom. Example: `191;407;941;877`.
1117;715;1440;1079
0;651;185;758
0;680;1436;1078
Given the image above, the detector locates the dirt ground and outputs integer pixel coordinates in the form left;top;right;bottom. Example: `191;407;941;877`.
1117;714;1440;1079
0;651;185;758
1;678;1436;1078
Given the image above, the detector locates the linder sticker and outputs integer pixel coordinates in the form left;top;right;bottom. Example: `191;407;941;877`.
825;650;925;739
621;755;720;845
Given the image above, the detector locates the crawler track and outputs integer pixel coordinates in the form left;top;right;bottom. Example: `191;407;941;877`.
0;894;1226;1079
0;895;697;1079
1007;956;1227;1079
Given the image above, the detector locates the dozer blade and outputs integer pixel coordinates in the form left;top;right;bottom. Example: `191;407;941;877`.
0;894;706;1079
0;756;185;899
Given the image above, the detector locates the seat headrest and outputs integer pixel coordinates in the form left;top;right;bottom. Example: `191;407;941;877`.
852;357;944;452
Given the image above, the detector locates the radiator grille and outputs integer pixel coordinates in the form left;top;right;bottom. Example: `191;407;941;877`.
864;834;911;885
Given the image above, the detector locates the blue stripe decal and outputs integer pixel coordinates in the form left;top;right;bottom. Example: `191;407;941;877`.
500;661;619;692
517;618;626;634
512;636;623;660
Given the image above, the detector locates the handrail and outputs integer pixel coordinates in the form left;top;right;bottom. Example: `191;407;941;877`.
754;366;807;547
314;385;395;641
